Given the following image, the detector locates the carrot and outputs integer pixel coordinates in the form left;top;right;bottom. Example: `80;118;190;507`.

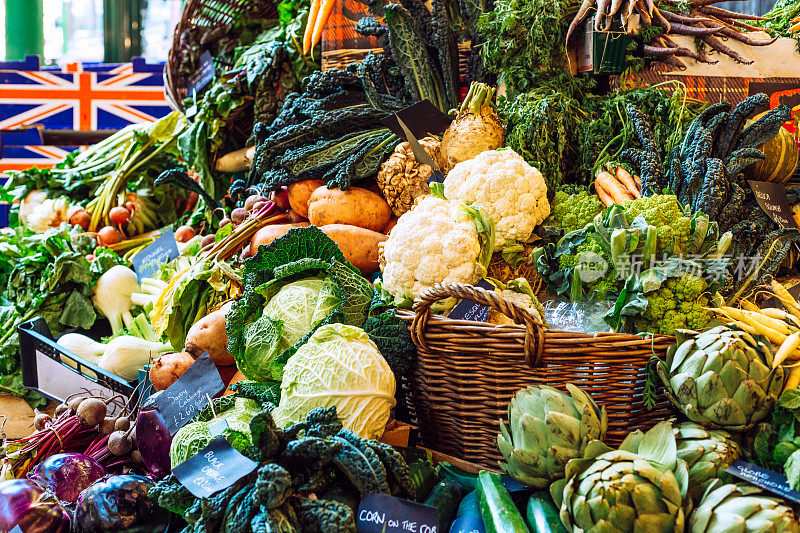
634;173;641;189
311;0;336;51
594;180;615;207
785;366;800;392
595;171;634;205
773;332;800;369
615;165;641;198
790;20;800;33
303;0;321;55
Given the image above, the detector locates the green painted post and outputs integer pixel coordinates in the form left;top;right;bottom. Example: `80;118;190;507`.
103;0;143;62
5;0;44;61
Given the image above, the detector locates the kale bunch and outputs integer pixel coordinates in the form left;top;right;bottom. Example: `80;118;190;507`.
150;407;418;533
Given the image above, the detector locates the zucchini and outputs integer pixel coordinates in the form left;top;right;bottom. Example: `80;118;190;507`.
475;471;530;533
457;491;480;518
424;478;468;532
526;492;566;533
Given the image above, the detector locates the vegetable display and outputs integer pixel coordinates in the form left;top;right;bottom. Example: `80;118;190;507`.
2;0;800;531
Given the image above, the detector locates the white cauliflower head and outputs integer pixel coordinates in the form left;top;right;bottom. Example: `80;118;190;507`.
443;149;550;250
380;195;494;305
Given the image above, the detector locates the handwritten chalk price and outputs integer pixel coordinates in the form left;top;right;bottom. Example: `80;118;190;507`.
357;494;439;533
725;460;800;504
748;181;799;230
173;436;257;498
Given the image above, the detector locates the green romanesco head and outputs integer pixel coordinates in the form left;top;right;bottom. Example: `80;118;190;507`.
624;194;692;255
547;190;605;234
558;235;607;270
635;273;711;334
585;275;622;300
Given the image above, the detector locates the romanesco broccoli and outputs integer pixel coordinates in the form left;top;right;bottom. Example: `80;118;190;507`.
557;236;621;299
635;273;711;335
547;190;605;233
623;194;694;255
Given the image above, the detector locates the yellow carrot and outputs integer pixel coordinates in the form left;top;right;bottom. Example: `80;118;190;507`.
719;307;791;336
303;0;321;55
771;280;800;321
311;0;336;50
785;366;800;392
739;299;760;313
774;332;800;369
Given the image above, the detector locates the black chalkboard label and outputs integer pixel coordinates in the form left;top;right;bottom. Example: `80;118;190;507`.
449;515;485;533
172;436;257;498
726;460;800;504
151;353;225;435
748;180;799;229
357;494;439;533
187;51;215;93
448;279;494;322
131;229;180;282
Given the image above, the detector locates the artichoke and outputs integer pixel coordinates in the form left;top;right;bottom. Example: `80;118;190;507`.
376;137;445;217
689;480;800;533
551;421;690;533
658;325;785;432
674;422;741;504
497;384;607;488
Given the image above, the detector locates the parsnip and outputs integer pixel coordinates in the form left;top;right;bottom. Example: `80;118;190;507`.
773;332;800;369
784;366;800;392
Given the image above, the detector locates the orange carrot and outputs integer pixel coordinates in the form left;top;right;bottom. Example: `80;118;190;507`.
311;0;336;50
615;165;641;198
594;180;615;207
595;171;634;204
303;0;321;55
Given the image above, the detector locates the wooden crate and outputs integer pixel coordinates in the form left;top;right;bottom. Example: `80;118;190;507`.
0;395;57;439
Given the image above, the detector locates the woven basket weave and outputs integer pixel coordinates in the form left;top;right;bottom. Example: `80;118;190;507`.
397;282;677;471
165;0;278;111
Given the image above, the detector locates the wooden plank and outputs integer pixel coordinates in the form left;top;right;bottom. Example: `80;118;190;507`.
0;395;58;439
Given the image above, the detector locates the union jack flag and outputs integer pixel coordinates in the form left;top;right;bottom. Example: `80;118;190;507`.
0;62;171;131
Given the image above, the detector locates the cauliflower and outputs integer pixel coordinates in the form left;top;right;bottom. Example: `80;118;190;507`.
443;149;550;251
546;189;604;233
380;196;495;306
635;273;711;335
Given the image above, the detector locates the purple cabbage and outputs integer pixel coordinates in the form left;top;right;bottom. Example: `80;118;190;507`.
74;474;169;533
28;453;106;504
0;479;71;533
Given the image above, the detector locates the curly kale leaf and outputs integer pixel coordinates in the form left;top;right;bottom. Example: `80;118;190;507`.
254;464;294;510
293;497;356;533
251;503;299;533
223;485;259;533
331;430;391;496
305;406;344;438
149;474;195;516
230;380;281;407
360;438;416;499
248;408;283;462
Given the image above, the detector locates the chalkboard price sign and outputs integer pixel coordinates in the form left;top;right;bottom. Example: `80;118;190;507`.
357;494;439;533
448;279;494;322
150;353;225;435
725;460;800;504
748;180;799;230
173;436;257;498
131;229;180;282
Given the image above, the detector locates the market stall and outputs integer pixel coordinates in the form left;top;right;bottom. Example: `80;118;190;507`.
1;0;800;531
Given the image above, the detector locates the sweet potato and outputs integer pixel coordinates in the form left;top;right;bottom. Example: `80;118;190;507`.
307;186;392;232
249;222;310;255
184;301;235;365
287;180;324;218
223;370;246;396
382;217;398;234
149;352;195;391
320;224;387;275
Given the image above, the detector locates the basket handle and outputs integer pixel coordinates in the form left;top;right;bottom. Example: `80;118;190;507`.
411;282;545;368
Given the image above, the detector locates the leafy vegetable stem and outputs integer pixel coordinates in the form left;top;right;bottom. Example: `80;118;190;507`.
0;307;36;345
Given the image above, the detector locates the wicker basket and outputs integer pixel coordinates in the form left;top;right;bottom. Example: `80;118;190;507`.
165;0;278;111
397;282;677;471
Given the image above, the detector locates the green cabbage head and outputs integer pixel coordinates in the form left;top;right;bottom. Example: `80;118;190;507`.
235;277;342;381
272;323;396;439
263;276;341;347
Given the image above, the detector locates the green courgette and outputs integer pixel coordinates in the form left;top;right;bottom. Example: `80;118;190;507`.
424;478;468;531
526;491;566;533
475;471;530;533
457;491;480;517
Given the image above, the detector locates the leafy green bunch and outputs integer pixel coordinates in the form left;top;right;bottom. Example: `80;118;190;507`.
754;389;800;490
